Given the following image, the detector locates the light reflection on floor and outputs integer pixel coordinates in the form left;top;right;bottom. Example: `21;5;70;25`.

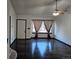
32;42;36;54
32;40;52;56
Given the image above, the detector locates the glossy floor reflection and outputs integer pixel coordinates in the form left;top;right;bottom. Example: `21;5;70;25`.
11;39;71;59
32;40;52;56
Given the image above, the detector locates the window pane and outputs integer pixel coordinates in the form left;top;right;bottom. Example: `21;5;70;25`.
32;21;36;32
38;21;47;33
32;21;52;33
49;24;53;33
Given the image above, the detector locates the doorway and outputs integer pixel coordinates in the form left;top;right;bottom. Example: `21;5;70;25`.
16;19;27;39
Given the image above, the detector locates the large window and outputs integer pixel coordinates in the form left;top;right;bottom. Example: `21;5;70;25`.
38;21;47;33
32;21;52;33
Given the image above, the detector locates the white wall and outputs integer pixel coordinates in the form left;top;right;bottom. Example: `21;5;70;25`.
7;0;17;44
17;15;55;38
55;14;71;45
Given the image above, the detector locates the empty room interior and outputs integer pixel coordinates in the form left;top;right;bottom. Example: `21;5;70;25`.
7;0;71;59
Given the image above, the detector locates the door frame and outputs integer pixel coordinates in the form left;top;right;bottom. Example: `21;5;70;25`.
16;19;27;39
9;16;11;45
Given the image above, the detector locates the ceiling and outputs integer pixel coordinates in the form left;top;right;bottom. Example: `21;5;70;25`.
10;0;71;16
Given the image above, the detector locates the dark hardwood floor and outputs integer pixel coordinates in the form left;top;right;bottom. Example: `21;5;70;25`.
11;38;71;59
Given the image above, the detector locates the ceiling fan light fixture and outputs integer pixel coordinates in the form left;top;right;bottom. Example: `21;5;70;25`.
52;11;59;16
52;10;61;16
52;0;64;16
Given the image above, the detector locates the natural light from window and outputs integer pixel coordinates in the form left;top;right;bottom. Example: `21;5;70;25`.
32;21;52;33
32;41;52;56
38;21;47;33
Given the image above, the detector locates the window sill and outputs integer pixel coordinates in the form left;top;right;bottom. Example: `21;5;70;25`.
32;32;52;34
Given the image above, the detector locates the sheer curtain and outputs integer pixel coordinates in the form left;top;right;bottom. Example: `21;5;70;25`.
44;20;53;38
33;20;42;38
